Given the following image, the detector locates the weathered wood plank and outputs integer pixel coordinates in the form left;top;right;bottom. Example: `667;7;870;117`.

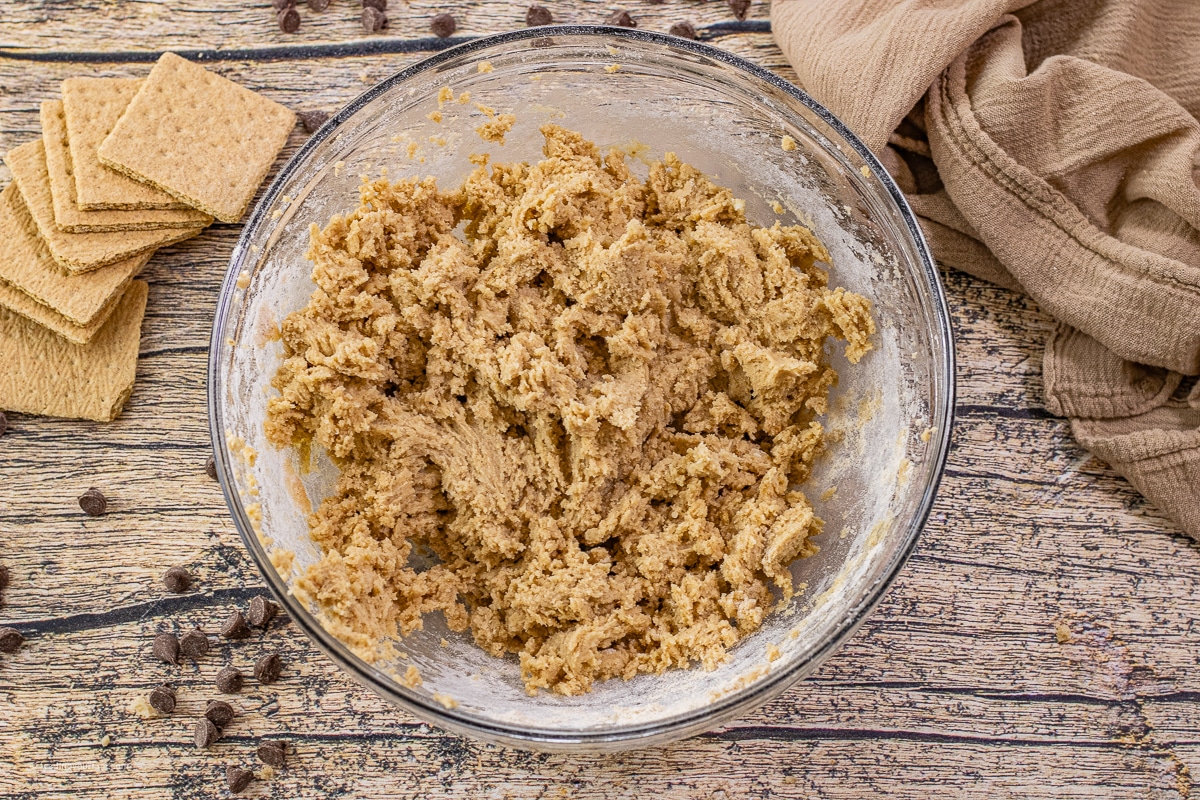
0;616;1193;798
0;1;769;54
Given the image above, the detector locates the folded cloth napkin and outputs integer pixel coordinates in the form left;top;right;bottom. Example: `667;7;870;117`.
773;0;1200;537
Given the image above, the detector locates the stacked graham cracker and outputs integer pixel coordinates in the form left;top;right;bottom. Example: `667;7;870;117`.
1;53;295;422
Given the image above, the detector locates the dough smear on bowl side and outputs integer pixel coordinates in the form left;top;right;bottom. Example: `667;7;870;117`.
265;124;875;696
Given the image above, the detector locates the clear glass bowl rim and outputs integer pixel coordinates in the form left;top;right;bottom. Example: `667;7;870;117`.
207;24;957;750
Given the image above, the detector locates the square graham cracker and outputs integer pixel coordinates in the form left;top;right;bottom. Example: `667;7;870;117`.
62;77;192;211
0;277;121;345
41;100;212;233
96;52;296;224
6;139;202;274
0;182;149;327
0;279;148;422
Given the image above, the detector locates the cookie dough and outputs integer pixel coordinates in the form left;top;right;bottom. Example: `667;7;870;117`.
266;125;875;695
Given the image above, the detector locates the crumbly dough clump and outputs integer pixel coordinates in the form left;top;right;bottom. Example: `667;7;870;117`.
265;125;875;695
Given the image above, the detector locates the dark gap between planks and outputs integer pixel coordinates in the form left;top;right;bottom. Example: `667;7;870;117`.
0;21;772;64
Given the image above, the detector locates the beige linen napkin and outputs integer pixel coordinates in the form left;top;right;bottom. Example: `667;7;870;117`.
773;0;1200;537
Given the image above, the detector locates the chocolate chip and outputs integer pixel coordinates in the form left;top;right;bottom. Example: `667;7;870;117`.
430;12;456;38
669;21;697;39
179;628;210;660
148;684;176;714
606;10;635;27
298;110;330;133
308;0;329;10
361;6;386;32
216;666;244;694
0;411;7;438
256;740;287;767
194;718;219;749
525;5;552;26
362;0;386;9
727;0;750;21
205;699;236;729
205;455;217;481
0;563;9;596
227;766;254;794
272;0;295;9
162;566;192;594
247;595;278;628
153;633;180;665
0;627;24;654
254;652;282;684
277;6;301;33
78;488;107;516
220;611;252;640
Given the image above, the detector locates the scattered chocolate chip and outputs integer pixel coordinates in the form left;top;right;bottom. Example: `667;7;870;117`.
362;0;386;9
361;6;386;32
298;110;330;134
153;633;181;665
205;454;217;481
247;595;278;628
0;627;24;654
227;766;254;794
216;666;244;694
257;740;287;767
0;563;9;596
0;411;7;437
194;718;220;749
669;21;697;39
162;566;192;594
727;0;751;21
277;6;301;33
525;4;552;26
308;0;329;10
254;652;283;684
430;12;456;38
205;699;236;729
179;628;211;660
272;0;295;9
78;488;107;517
220;611;252;640
606;10;635;27
148;684;176;714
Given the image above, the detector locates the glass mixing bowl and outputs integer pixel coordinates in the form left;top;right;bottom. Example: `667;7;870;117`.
208;26;954;752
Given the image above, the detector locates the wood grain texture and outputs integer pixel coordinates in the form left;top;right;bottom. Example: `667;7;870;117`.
1;3;1198;798
0;1;768;54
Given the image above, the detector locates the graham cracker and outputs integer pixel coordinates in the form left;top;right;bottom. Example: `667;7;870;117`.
0;182;149;327
0;277;119;345
62;77;192;211
6;139;203;274
0;279;148;422
96;52;296;224
40;100;212;232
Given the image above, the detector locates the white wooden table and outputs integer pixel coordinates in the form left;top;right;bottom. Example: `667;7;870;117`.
0;2;1196;797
